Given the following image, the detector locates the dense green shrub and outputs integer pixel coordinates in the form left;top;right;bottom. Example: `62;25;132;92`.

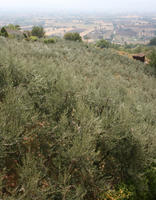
149;37;156;46
96;39;110;48
145;167;156;199
149;50;156;72
31;26;45;38
29;36;39;42
0;27;9;37
0;37;156;199
64;32;82;42
44;38;55;44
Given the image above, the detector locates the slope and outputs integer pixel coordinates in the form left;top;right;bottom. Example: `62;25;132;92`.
0;37;156;200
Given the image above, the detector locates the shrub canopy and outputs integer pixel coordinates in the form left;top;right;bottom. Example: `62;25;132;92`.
44;38;55;44
149;37;156;46
31;26;45;38
64;32;82;41
96;39;110;48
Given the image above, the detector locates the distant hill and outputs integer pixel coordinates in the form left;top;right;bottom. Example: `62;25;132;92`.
0;37;156;200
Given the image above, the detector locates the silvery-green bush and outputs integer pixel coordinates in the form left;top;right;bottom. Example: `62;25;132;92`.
0;38;156;200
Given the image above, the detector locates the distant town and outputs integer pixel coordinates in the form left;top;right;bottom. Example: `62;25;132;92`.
0;12;156;44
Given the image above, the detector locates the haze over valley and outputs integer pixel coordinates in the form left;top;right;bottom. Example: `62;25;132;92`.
1;12;156;44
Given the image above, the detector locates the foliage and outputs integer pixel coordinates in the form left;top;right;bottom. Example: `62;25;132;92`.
64;32;82;42
44;38;56;44
0;25;23;39
0;24;21;37
31;26;45;38
29;36;39;42
96;39;110;48
149;50;156;72
0;27;9;37
149;37;156;46
23;30;32;38
0;38;156;199
9;24;20;30
5;24;21;30
145;167;156;199
100;184;137;200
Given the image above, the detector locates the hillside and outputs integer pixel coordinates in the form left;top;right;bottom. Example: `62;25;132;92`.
0;37;156;200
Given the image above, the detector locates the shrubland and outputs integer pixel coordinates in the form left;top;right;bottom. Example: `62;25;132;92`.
0;37;156;200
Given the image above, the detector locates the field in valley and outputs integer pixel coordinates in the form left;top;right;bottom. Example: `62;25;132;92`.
1;13;156;44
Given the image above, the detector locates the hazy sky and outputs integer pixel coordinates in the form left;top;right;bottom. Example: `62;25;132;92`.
1;0;156;13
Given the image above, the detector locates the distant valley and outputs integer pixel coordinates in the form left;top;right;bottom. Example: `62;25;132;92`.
0;13;156;44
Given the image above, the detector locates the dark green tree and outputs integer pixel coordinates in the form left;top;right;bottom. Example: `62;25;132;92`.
31;26;45;38
149;37;156;46
0;27;9;37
